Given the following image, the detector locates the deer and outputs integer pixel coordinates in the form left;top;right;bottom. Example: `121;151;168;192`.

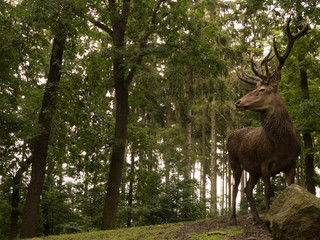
228;14;309;224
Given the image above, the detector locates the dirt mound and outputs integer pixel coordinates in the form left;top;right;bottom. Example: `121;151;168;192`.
175;214;272;240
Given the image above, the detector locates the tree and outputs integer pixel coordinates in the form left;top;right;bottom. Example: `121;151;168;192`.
89;0;189;229
270;0;320;194
20;31;67;240
19;0;85;237
210;97;217;214
1;0;318;237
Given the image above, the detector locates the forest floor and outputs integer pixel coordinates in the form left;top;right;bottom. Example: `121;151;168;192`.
26;214;272;240
174;214;272;240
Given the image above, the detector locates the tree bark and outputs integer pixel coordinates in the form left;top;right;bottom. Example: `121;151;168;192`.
201;103;207;202
228;160;232;211
184;68;193;181
220;159;224;214
20;36;66;238
101;76;129;229
210;97;217;214
100;0;130;229
126;150;135;227
241;171;245;199
303;133;315;194
9;159;31;240
97;0;163;229
300;62;315;194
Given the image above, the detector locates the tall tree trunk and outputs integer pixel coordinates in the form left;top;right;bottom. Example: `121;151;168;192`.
165;106;173;183
223;140;228;213
96;0;163;229
303;133;315;194
99;1;130;229
201;103;207;201
299;59;315;194
9;143;29;240
228;160;232;211
20;36;66;238
220;159;225;215
9;174;21;240
184;68;193;181
101;77;129;229
210;97;217;214
224;161;228;212
9;160;30;240
295;7;316;194
240;171;245;200
186;118;192;180
127;150;135;227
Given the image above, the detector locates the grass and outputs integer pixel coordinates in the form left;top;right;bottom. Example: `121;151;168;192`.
189;226;243;240
25;220;243;240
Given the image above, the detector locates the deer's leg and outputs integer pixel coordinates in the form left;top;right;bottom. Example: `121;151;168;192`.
246;174;262;223
262;175;271;212
285;165;296;185
230;167;242;224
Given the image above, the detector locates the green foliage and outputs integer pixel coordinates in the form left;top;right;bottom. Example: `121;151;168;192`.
0;0;319;238
238;197;249;216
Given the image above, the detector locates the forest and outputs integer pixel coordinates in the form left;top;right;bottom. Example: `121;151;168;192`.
0;0;319;239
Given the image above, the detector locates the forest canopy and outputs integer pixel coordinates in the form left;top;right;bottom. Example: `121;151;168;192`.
0;0;319;239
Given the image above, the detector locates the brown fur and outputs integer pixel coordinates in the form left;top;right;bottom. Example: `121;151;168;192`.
228;14;308;223
228;81;301;224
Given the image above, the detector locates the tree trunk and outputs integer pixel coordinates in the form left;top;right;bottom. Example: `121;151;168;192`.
220;159;225;214
303;133;315;194
100;1;130;229
164;106;172;184
228;160;232;211
97;0;163;229
9;176;20;240
201;103;207;201
20;36;66;238
127;150;135;227
9;160;30;240
299;60;315;194
210;97;217;214
186;118;192;180
184;68;193;181
9;142;29;240
101;77;129;229
241;171;245;199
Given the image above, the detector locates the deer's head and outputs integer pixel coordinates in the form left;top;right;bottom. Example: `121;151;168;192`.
235;14;309;112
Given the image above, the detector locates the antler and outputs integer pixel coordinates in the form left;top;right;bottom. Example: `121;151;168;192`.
273;13;310;71
236;48;274;85
237;14;310;86
250;49;274;82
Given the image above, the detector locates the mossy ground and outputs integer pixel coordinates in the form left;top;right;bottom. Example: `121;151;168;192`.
25;214;271;240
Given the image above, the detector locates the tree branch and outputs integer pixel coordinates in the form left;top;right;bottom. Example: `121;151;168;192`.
94;21;113;37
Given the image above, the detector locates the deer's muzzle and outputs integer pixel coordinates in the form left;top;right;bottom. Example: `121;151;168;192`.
235;100;247;111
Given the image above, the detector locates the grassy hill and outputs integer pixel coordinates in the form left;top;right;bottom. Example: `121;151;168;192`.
25;215;271;240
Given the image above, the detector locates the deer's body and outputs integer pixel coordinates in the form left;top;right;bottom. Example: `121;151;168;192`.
228;90;301;223
228;14;308;224
229;124;300;179
229;97;300;178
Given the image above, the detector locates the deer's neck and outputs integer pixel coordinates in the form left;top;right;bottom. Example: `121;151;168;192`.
261;102;295;140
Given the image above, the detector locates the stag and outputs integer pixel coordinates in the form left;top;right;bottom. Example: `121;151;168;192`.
228;14;309;224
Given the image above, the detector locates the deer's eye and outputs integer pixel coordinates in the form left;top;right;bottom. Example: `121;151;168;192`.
259;88;265;92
